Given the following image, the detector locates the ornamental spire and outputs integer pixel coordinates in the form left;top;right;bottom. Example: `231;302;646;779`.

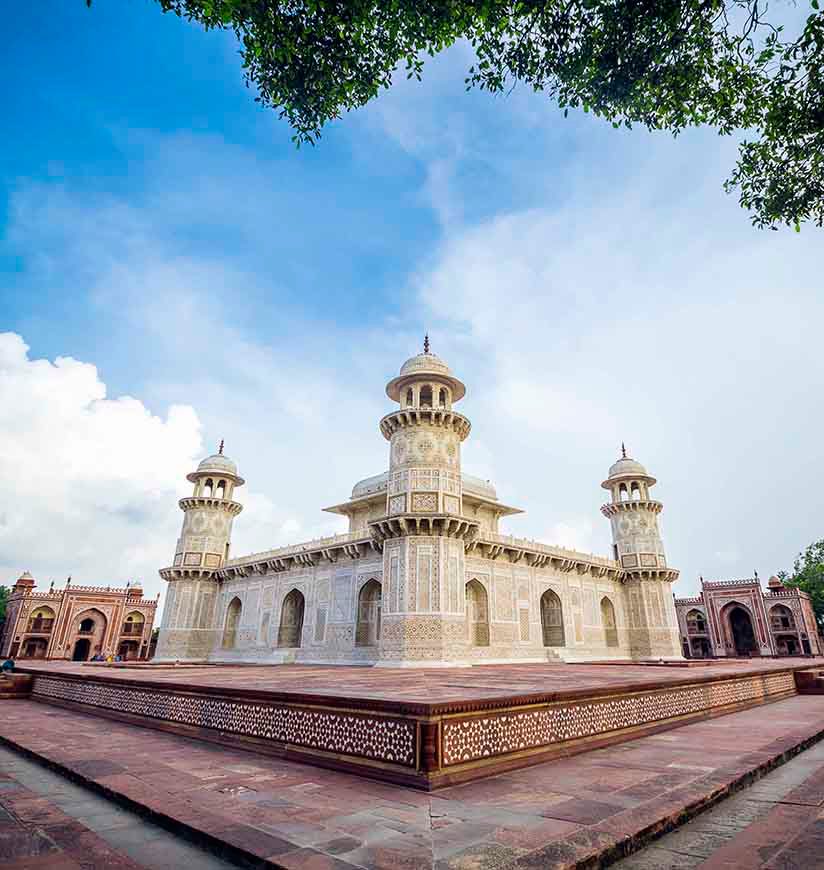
423;333;430;354
621;441;627;459
218;439;224;455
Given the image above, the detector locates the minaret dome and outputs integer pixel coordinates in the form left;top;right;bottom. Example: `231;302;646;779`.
385;336;466;410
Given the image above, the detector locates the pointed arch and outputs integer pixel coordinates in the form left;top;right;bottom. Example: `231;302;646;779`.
769;604;795;631
222;597;242;648
76;608;107;635
122;610;145;636
355;579;382;647
71;608;107;660
28;605;56;633
685;608;707;634
540;589;565;647
278;589;305;648
720;602;759;656
465;579;490;647
600;597;618;647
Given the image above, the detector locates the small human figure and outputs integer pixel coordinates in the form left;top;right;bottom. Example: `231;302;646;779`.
1;659;14;673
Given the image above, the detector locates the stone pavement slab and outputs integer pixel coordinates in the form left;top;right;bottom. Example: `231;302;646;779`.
615;738;824;869
0;746;243;869
2;695;824;869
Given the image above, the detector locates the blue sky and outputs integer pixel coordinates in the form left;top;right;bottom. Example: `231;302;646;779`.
2;2;823;603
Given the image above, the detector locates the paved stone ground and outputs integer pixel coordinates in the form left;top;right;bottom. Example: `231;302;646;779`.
614;738;824;869
17;659;816;708
2;695;824;868
0;745;244;869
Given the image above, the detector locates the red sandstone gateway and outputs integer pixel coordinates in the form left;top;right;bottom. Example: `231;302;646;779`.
0;572;158;663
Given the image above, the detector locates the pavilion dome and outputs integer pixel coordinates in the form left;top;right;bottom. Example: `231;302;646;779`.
15;571;35;586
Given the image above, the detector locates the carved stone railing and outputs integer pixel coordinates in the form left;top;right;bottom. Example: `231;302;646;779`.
469;533;623;578
219;531;377;577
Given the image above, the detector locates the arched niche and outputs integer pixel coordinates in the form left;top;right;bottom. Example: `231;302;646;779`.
600;597;618;647
465;579;490;647
540;589;565;647
355;579;382;647
222;597;242;649
278;589;305;649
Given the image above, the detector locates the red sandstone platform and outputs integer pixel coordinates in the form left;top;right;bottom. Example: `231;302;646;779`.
3;694;824;869
15;659;819;790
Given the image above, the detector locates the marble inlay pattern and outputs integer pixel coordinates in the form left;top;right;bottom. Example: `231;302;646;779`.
33;676;416;767
442;672;795;765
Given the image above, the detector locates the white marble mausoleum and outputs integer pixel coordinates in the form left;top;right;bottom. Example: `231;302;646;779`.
155;342;683;665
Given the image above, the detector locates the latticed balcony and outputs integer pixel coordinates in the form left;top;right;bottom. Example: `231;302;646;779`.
26;618;54;634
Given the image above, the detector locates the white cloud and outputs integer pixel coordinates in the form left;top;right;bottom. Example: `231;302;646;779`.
0;333;201;596
414;131;824;596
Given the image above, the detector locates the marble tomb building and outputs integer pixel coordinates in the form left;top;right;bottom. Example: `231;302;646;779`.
156;343;683;665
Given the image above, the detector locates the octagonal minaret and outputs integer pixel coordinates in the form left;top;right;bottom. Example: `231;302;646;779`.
373;338;478;665
155;443;244;661
601;446;682;659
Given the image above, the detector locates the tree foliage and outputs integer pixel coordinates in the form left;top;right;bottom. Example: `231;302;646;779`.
0;586;8;624
93;1;823;229
781;538;824;627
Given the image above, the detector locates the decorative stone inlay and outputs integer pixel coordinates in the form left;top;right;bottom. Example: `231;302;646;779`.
441;672;795;766
33;676;416;767
411;493;437;512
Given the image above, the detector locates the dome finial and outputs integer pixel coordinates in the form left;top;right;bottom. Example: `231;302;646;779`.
218;439;224;455
423;333;430;354
621;441;627;459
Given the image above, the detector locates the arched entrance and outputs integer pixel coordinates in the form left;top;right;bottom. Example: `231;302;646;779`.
72;638;91;661
727;605;758;656
70;608;107;661
278;589;305;648
355;579;382;647
601;597;619;648
222;597;242;649
540;589;565;647
465;580;490;647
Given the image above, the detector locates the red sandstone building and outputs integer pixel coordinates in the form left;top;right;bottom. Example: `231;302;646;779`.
675;575;821;659
0;572;158;661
